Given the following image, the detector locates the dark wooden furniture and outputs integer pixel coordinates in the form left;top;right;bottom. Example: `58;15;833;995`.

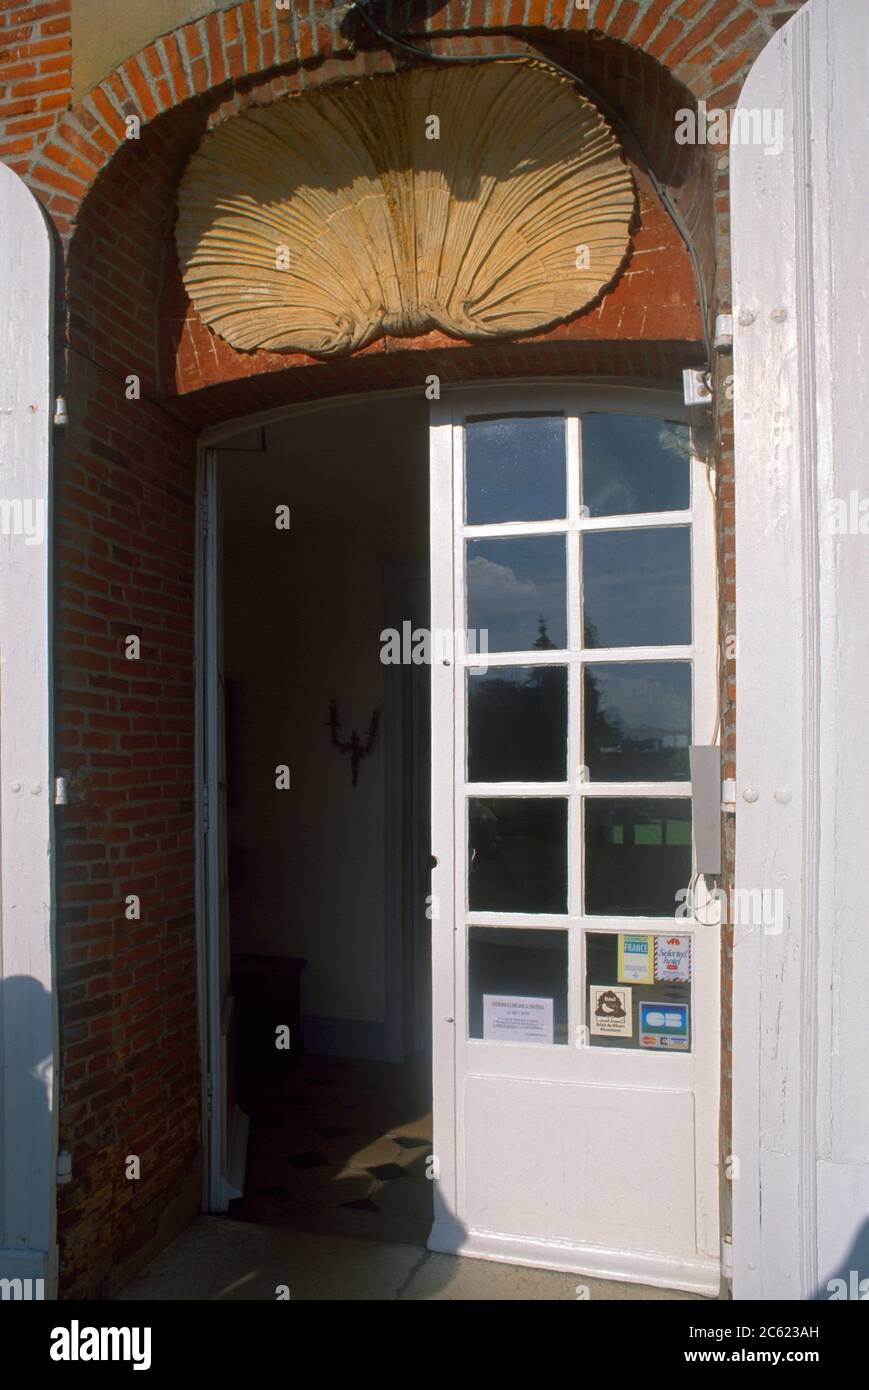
231;953;307;1073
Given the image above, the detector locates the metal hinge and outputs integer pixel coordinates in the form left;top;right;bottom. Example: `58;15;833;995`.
206;1073;213;1120
202;781;209;836
201;491;209;539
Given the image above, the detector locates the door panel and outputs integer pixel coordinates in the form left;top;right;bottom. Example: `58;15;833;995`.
463;1077;696;1255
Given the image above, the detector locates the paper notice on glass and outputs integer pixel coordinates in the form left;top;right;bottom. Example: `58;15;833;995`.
483;994;554;1044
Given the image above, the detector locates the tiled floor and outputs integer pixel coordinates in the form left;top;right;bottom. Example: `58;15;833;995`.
230;1054;433;1246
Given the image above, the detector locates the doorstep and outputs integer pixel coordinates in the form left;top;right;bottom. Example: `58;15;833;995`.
115;1216;705;1301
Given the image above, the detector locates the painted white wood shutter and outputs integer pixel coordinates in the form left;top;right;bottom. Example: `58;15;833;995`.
731;0;869;1301
0;164;57;1295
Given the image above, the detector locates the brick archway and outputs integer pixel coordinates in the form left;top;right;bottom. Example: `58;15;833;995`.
14;0;805;224
55;11;737;421
3;0;808;420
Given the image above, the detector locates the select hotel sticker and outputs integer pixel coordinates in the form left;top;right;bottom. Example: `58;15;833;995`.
654;934;692;982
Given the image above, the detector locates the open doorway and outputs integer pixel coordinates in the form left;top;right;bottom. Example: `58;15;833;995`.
206;391;433;1246
201;380;720;1291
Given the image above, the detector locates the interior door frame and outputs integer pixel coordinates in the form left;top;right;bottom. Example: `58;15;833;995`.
196;396;429;1206
196;445;225;1212
195;394;427;1209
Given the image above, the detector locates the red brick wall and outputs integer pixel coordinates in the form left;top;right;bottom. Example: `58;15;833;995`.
2;0;202;1298
0;0;811;1295
0;0;70;179
54;353;200;1297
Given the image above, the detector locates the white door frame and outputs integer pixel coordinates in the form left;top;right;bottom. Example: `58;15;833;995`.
0;165;58;1296
731;0;869;1301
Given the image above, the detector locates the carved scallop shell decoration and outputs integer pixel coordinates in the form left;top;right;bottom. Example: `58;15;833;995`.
175;60;635;357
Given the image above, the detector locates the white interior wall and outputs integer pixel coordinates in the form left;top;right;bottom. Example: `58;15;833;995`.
221;395;428;1054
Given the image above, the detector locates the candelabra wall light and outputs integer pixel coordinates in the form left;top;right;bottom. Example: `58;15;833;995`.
328;701;380;786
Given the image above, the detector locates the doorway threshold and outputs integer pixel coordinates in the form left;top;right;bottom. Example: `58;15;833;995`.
115;1217;707;1301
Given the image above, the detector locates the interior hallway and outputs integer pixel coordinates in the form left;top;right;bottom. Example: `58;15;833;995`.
231;1055;432;1246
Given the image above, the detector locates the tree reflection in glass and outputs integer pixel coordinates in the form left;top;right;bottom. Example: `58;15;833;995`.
581;414;691;517
469;797;568;913
468;665;567;783
467;534;567;652
584;662;691;781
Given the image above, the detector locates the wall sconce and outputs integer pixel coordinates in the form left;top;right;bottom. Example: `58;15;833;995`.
328;701;380;787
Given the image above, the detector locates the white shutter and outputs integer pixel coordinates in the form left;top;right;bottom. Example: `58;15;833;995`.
732;0;869;1300
0;165;56;1294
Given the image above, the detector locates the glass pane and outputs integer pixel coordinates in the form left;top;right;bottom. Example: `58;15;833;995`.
467;535;567;653
583;527;691;648
468;666;567;783
585;797;692;916
469;797;567;913
585;931;691;1051
582;415;690;517
466;415;566;524
584;662;692;781
469;928;568;1044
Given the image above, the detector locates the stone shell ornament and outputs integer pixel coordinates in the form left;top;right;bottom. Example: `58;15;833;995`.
175;60;636;358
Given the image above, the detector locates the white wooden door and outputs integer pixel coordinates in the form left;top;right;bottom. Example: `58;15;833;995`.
429;384;720;1294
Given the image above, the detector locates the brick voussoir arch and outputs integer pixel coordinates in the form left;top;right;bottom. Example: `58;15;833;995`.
27;0;806;244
